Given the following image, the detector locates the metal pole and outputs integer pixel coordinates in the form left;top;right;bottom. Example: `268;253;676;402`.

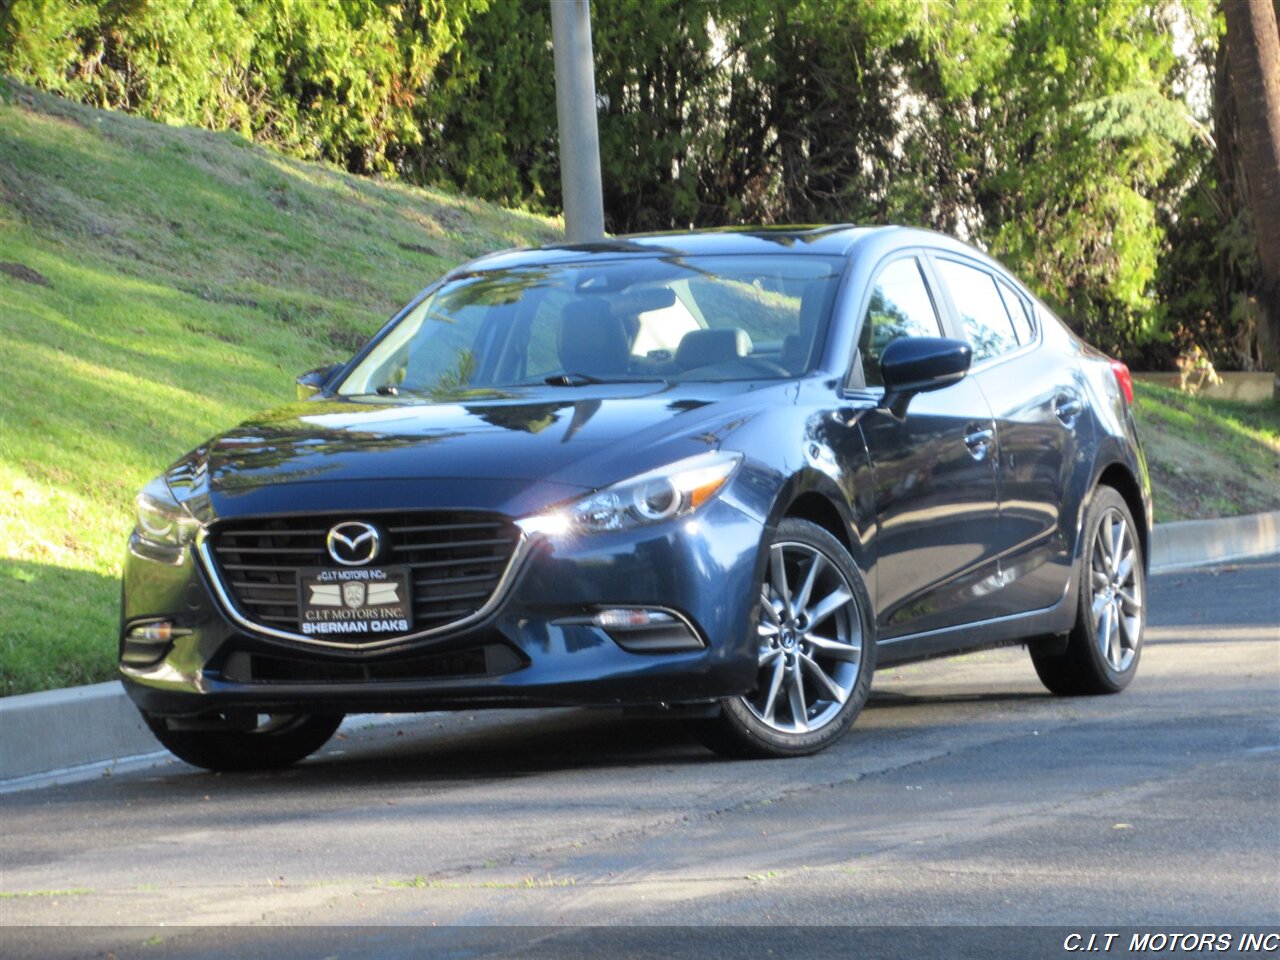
550;0;606;242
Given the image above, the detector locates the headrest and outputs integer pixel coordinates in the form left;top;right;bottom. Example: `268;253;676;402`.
676;328;753;369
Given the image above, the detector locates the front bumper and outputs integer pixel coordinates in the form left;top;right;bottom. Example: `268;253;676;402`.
119;497;765;717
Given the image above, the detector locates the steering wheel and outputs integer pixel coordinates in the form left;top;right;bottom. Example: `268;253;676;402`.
681;356;792;379
735;356;792;377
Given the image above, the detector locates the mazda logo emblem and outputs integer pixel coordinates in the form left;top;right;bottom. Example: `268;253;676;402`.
326;521;381;566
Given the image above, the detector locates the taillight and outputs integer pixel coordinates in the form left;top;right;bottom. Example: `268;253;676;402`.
1110;360;1134;405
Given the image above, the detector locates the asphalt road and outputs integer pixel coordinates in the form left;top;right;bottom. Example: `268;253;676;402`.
2;558;1277;959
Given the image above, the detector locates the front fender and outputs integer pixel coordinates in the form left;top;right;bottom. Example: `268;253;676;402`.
726;402;877;624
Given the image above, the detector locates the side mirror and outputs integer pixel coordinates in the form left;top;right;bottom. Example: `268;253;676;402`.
295;364;341;400
879;337;971;415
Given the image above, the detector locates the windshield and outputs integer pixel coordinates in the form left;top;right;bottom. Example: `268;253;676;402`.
338;254;845;395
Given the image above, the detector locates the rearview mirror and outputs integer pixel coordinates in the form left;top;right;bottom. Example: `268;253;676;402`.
879;337;971;415
612;286;678;314
295;364;341;400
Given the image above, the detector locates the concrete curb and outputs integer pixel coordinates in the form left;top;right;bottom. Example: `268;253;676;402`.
1149;510;1279;573
0;681;158;783
3;512;1277;787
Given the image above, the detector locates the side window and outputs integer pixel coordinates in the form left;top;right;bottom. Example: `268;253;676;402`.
858;257;942;388
995;276;1035;344
935;258;1020;363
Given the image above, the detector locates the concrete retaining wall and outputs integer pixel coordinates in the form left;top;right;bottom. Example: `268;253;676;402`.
1133;371;1276;404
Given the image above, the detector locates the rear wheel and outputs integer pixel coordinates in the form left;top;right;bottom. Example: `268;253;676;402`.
695;518;875;758
1031;485;1145;695
141;710;344;772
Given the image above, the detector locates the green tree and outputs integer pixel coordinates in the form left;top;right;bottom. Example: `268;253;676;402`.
1153;12;1265;372
2;0;1262;366
0;0;485;174
1223;0;1280;389
417;0;559;207
883;1;1200;354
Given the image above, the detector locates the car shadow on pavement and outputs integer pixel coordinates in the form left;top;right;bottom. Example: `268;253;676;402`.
317;708;709;776
218;683;1058;785
107;709;713;796
118;686;1055;793
866;689;1051;709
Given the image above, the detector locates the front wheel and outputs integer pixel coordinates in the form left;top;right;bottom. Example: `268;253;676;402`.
141;710;344;772
1031;485;1146;695
695;518;875;759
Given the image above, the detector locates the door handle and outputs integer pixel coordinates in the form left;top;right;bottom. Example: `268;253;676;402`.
1054;395;1083;425
964;426;994;461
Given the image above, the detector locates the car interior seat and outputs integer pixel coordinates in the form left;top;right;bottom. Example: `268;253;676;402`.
675;328;753;370
558;298;633;375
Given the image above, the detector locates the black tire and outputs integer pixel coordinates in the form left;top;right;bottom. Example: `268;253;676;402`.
695;518;876;759
1031;485;1145;696
141;710;344;772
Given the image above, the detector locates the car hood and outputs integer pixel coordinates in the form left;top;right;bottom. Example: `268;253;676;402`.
166;381;794;520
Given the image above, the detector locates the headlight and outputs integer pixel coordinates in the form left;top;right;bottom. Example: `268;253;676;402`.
134;478;200;547
518;450;742;536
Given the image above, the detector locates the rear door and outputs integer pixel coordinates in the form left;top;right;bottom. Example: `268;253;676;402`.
849;252;1001;639
928;253;1088;617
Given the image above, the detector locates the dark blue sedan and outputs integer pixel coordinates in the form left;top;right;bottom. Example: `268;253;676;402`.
120;226;1151;768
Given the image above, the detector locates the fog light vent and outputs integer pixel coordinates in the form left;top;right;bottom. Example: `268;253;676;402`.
128;622;179;643
121;620;190;667
593;609;674;630
593;608;705;654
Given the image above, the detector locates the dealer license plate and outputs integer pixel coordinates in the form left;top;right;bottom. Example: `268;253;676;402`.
296;566;413;639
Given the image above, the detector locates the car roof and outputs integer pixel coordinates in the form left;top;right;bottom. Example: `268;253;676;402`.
453;224;1008;277
457;225;867;272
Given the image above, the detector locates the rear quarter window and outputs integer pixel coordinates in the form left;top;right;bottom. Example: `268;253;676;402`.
995;276;1036;345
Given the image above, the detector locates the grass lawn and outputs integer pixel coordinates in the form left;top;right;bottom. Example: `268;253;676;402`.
0;82;558;695
1;82;1276;696
1132;381;1279;523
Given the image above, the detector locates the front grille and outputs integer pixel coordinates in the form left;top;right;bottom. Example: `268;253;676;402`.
206;510;520;642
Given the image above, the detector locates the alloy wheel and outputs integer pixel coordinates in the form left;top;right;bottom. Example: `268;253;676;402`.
1089;507;1143;672
742;541;863;734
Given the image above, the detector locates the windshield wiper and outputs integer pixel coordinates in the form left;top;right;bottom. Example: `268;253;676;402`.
544;372;607;386
540;373;672;387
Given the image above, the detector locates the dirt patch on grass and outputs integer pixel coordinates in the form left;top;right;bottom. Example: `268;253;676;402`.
183;286;262;310
397;242;439;257
178;320;242;345
4;88;88;130
2;172;124;241
0;261;50;286
326;326;367;352
1145;448;1270;521
274;302;329;325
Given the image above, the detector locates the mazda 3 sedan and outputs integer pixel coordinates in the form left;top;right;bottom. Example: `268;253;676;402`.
120;226;1151;770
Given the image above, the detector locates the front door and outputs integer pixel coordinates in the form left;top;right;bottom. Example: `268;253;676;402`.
849;254;1001;640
